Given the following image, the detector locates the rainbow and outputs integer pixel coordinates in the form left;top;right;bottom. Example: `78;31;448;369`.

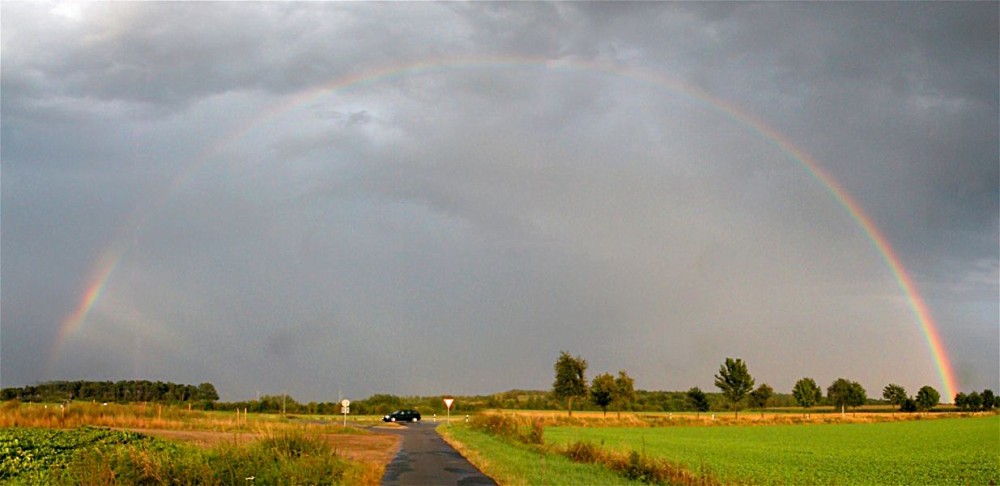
49;56;958;399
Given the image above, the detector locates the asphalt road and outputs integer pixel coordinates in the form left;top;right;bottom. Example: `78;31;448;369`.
380;421;497;486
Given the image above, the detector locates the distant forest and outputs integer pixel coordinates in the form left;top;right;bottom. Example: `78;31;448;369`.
0;380;219;404
0;381;858;415
328;389;806;416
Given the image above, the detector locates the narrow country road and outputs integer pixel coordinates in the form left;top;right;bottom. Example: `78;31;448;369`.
379;421;497;486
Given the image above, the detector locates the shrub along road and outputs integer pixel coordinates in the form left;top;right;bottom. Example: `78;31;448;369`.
380;422;496;486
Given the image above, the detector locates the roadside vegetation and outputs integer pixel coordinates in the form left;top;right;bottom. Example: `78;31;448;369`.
439;421;642;485
0;426;377;485
0;400;390;485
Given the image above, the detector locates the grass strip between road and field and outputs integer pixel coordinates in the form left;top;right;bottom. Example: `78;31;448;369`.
437;423;644;486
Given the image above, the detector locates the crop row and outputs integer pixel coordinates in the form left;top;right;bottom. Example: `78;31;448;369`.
1;427;152;480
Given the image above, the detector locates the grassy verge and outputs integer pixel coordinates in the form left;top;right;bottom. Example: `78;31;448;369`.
487;409;970;427
545;414;1000;485
438;423;642;485
1;426;382;485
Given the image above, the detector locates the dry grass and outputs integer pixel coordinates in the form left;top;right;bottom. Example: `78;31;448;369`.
483;408;969;428
0;401;401;485
122;429;397;486
561;440;720;485
0;400;251;430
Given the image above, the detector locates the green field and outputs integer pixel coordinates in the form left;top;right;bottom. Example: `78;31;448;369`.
544;415;1000;485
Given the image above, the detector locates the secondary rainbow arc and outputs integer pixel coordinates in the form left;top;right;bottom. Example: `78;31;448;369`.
49;56;959;400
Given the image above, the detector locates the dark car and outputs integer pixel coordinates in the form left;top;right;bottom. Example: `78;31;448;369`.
383;409;421;422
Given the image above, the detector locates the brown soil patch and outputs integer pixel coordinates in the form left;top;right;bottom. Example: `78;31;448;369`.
324;433;401;464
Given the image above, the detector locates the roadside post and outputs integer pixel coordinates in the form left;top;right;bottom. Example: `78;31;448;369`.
443;397;455;426
341;399;350;427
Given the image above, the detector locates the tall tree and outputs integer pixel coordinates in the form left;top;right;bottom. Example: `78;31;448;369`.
197;383;220;402
792;378;822;411
954;392;969;411
900;397;918;413
590;373;615;417
714;357;754;419
981;389;996;411
827;378;866;415
915;386;940;411
882;384;907;411
552;351;588;416
966;391;983;411
749;384;773;417
849;382;867;411
686;387;710;416
612;370;637;419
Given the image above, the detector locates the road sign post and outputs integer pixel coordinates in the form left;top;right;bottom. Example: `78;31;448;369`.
341;399;350;427
443;397;455;426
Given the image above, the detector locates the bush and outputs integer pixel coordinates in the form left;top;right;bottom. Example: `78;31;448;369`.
469;413;545;445
470;413;518;439
620;450;665;483
558;440;718;485
563;441;602;463
526;419;545;445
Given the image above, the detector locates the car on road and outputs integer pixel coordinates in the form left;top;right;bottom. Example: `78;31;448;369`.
383;409;421;422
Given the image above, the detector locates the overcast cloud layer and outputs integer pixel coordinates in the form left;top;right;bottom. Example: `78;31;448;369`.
2;3;997;402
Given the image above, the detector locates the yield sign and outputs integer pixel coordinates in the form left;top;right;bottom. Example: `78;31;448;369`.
443;397;455;410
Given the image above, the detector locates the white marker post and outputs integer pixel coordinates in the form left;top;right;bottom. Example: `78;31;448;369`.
341;399;350;427
443;397;455;426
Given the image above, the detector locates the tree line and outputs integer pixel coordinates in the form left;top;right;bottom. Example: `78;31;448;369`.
6;362;995;416
551;352;999;417
0;380;722;414
216;393;469;416
0;380;219;404
954;390;999;412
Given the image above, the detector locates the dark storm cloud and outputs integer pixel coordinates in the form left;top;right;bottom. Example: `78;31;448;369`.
2;3;475;113
2;2;996;400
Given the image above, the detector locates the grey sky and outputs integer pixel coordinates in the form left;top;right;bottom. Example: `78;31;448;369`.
2;2;996;402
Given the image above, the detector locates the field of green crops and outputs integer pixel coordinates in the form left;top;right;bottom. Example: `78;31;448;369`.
544;415;1000;485
0;427;170;483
